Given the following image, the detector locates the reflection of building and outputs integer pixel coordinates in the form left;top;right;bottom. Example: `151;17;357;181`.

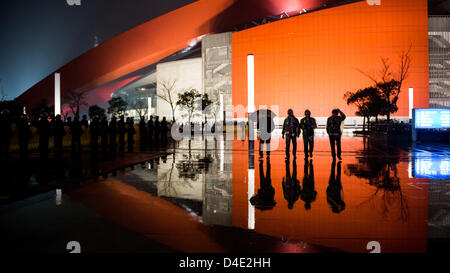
202;32;233;123
17;0;446;125
202;139;233;227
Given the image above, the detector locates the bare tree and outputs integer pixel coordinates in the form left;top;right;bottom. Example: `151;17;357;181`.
132;99;148;119
157;79;178;123
125;95;147;119
64;89;88;118
357;46;412;122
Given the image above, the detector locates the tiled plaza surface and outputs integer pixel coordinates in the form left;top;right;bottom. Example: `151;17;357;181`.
1;134;449;253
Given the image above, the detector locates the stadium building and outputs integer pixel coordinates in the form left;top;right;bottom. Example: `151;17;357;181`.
16;0;448;125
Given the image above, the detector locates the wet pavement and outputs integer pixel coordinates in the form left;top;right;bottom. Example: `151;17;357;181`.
0;133;449;253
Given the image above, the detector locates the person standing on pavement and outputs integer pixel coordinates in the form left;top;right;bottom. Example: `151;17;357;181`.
147;115;154;148
127;117;136;152
154;116;161;146
38;113;50;159
100;116;109;159
282;109;300;159
300;110;317;159
118;115;126;156
90;116;100;158
70;116;83;157
160;117;169;147
326;109;346;161
109;116;118;159
139;116;147;150
53;114;66;159
17;114;32;161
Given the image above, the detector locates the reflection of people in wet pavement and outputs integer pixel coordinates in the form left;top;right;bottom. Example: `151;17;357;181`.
282;159;301;210
327;161;345;213
300;159;317;210
250;159;276;211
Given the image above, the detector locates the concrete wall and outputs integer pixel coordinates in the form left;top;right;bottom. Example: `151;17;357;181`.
202;32;232;122
156;58;203;123
429;16;450;108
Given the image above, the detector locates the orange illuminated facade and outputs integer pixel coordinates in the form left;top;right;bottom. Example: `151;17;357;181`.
232;0;429;118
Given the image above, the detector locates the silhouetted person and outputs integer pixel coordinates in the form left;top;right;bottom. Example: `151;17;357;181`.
109;117;118;159
53;115;66;159
326;109;346;161
70;116;83;157
126;117;136;152
300;159;317;210
65;116;72;127
90;116;100;157
250;158;276;210
257;109;275;159
154;116;161;145
100;117;109;159
38;114;50;159
147;115;154;147
282;158;301;210
139;116;147;150
282;109;300;159
327;161;345;213
0;110;12;160
300;110;317;159
17;114;32;160
118;115;126;156
81;115;89;129
160;117;168;146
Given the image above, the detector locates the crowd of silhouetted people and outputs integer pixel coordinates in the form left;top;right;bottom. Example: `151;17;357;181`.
0;110;170;161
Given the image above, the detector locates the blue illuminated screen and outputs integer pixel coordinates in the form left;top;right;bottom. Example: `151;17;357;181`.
414;158;450;179
414;108;450;129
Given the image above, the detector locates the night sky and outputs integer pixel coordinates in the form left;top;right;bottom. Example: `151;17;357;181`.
2;0;450;101
0;0;196;100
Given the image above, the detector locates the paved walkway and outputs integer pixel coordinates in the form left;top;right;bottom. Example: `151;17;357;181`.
1;135;449;253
